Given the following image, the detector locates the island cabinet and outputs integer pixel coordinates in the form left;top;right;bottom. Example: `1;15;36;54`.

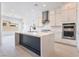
15;32;54;57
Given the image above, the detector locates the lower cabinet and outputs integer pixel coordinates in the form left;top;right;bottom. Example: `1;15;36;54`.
19;34;41;56
54;27;62;40
15;33;54;57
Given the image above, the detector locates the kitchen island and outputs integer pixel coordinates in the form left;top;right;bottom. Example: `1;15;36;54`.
15;31;54;57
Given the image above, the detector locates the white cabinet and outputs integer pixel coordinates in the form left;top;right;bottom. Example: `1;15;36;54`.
76;32;79;49
49;11;55;26
55;3;76;26
67;8;76;23
54;27;62;40
38;3;76;27
62;3;76;23
55;9;64;26
76;3;79;49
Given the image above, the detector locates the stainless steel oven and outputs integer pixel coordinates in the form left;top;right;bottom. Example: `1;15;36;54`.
63;23;76;40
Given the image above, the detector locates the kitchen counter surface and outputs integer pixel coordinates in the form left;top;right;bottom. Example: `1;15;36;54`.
16;31;54;37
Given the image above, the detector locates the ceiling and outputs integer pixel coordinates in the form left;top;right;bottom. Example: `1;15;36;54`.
1;2;67;18
1;2;68;25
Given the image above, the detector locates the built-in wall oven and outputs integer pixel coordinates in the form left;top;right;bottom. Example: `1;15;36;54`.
63;23;76;40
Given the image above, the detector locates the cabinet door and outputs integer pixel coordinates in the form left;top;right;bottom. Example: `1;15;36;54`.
67;7;76;23
76;3;79;49
49;11;55;26
62;8;68;23
55;9;63;26
54;27;62;40
62;3;77;23
20;34;40;55
77;3;79;31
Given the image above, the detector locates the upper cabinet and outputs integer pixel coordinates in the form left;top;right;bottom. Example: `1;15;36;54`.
55;3;77;26
75;3;79;44
62;3;77;23
49;10;55;26
37;3;77;27
76;3;79;33
55;9;64;26
50;3;77;26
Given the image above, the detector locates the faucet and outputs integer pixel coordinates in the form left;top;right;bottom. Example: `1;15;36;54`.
29;24;36;32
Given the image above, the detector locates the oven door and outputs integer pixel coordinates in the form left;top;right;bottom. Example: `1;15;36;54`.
63;31;75;40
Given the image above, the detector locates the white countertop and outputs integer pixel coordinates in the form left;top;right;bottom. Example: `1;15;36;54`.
16;31;54;37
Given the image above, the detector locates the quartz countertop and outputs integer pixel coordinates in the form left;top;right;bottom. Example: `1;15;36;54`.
16;31;54;37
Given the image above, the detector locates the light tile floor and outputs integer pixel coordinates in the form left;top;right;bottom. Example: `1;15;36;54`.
0;32;79;57
54;43;79;57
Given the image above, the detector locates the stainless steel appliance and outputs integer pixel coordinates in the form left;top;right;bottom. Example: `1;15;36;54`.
63;23;76;40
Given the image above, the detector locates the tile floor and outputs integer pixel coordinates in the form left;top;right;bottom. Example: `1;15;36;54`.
54;43;79;57
0;32;79;57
